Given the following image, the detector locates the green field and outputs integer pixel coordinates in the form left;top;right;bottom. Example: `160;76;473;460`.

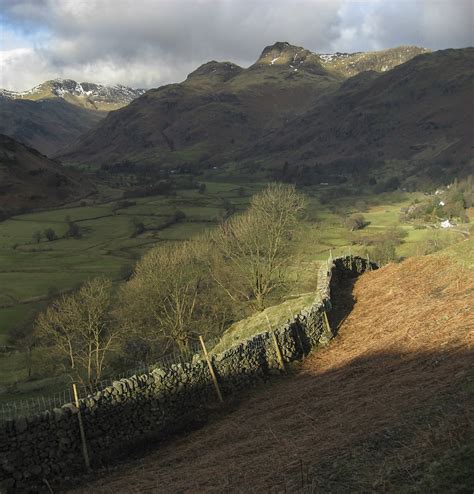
0;181;265;344
0;180;469;399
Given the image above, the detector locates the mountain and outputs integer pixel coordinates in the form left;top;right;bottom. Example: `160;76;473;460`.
245;48;474;185
0;134;94;218
58;43;341;166
0;98;105;156
318;45;431;77
0;79;145;156
60;43;427;167
57;43;470;186
0;79;145;111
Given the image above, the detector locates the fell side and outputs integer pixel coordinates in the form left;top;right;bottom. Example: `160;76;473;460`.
71;254;473;492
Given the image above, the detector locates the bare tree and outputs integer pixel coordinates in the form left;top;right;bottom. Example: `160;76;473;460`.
118;241;211;353
35;278;120;387
210;183;306;311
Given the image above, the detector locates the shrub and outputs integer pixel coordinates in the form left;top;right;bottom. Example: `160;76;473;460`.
130;218;145;237
174;210;186;222
44;228;58;241
346;214;367;231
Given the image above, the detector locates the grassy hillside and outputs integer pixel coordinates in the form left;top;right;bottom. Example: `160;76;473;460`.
433;237;474;266
0;134;94;217
69;253;473;493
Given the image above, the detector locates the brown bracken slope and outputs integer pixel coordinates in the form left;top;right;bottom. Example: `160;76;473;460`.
71;255;473;493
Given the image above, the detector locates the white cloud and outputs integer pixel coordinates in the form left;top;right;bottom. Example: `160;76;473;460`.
0;48;58;90
0;0;472;91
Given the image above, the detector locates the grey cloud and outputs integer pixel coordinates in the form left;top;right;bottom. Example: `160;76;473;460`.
0;0;472;91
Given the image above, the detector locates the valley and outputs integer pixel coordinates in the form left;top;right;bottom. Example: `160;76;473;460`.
0;173;469;402
0;4;472;488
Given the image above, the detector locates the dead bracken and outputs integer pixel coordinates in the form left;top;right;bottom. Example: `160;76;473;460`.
71;255;473;492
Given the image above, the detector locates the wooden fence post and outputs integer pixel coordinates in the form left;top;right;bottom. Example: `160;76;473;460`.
72;383;91;470
271;332;286;372
265;314;286;372
323;310;331;334
199;336;223;403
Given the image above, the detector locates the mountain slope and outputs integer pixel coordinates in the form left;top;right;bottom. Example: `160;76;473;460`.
0;134;94;217
0;98;105;156
71;254;473;492
1;79;145;111
59;43;427;167
247;47;474;184
319;45;431;77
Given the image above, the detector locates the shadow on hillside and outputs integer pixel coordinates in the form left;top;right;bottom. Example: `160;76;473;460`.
63;347;473;494
273;348;474;493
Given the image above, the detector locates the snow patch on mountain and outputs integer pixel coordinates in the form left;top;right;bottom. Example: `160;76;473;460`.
0;79;145;106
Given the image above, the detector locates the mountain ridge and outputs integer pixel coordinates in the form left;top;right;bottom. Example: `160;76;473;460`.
0;79;145;111
60;42;430;167
0;78;146;156
244;47;473;185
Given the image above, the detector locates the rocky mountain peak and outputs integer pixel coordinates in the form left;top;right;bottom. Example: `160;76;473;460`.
186;61;243;84
256;41;320;67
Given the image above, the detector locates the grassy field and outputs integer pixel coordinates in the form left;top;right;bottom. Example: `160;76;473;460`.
0;180;469;398
0;181;262;344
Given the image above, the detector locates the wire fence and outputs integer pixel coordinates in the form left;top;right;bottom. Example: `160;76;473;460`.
0;335;223;423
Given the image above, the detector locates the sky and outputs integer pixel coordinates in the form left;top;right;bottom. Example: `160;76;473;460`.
0;0;472;91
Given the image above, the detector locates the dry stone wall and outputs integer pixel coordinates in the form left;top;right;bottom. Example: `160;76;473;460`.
0;256;375;493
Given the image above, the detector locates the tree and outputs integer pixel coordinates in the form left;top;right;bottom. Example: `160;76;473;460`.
35;278;120;387
44;228;57;241
8;323;38;379
65;216;81;239
210;183;306;311
370;240;397;265
118;242;210;353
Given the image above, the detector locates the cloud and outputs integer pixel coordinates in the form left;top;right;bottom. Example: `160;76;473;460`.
0;0;472;91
